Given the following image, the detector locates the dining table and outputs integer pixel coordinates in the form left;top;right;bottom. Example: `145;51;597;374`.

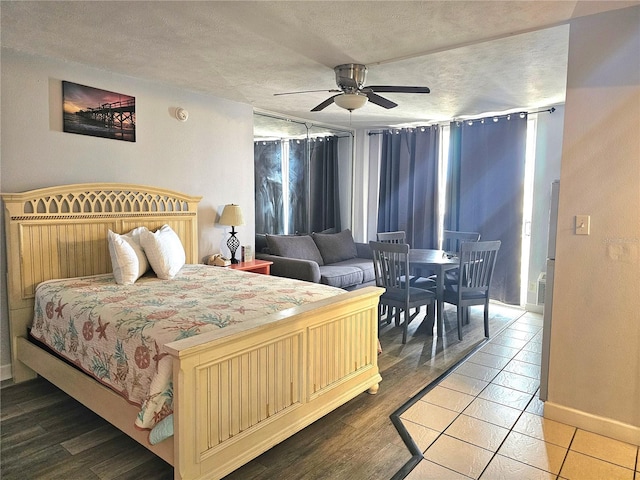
409;248;459;337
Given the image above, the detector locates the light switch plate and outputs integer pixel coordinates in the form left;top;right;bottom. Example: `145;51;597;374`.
575;215;590;235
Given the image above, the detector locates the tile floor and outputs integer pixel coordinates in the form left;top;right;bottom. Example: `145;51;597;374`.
400;312;640;480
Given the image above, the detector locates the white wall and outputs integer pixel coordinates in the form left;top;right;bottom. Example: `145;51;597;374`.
525;106;565;309
351;129;382;244
545;6;640;445
0;49;256;377
338;135;353;230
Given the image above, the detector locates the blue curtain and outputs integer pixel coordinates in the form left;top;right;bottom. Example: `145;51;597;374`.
446;115;528;304
309;136;341;233
254;141;284;234
377;127;440;249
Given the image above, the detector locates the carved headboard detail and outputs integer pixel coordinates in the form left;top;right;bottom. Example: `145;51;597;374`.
2;183;202;381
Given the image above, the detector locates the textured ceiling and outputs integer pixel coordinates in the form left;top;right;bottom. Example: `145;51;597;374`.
1;1;637;132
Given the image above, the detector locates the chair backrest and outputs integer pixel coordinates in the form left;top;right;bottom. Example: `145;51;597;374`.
457;240;501;294
376;231;406;244
370;241;410;298
443;230;481;254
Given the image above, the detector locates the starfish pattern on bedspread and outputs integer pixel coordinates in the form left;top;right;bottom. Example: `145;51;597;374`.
30;264;343;433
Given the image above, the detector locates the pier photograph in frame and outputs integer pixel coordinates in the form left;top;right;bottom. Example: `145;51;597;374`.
62;81;136;142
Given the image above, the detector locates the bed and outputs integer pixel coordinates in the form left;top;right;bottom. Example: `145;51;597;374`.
2;183;383;480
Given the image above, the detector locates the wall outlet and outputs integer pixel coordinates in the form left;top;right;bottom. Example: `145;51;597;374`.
575;215;590;235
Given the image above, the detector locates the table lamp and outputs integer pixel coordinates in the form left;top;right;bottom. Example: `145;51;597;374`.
218;204;244;264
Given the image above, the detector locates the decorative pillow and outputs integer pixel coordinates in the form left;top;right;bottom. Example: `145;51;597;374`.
140;224;186;279
265;234;325;266
312;229;358;264
107;227;150;285
255;234;270;253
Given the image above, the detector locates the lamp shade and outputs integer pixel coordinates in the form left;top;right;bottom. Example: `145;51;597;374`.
334;93;368;111
219;204;244;226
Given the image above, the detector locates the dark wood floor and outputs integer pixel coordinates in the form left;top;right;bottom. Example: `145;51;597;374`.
1;304;523;480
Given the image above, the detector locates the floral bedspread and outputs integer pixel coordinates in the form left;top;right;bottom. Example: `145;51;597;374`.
30;264;344;432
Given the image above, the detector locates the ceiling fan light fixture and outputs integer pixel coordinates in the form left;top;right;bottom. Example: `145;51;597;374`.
334;93;368;111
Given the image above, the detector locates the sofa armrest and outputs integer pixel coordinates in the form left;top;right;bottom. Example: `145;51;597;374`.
355;242;373;260
255;253;321;283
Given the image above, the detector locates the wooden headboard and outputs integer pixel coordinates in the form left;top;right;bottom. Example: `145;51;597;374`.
2;183;202;381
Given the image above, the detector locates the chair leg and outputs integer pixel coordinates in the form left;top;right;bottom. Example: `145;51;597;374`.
379;304;392;326
402;301;410;344
484;301;490;338
457;305;463;341
425;303;435;333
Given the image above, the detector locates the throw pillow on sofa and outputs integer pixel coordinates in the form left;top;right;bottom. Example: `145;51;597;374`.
265;234;325;266
312;229;358;265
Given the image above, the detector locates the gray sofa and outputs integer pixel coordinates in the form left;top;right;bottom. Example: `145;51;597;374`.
255;229;376;290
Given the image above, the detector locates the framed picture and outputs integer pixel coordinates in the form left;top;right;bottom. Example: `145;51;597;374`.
62;81;136;142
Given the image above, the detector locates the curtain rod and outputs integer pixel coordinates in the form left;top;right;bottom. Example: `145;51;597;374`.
254;112;354;136
530;107;556;115
254;134;351;142
368;125;439;136
367;107;557;135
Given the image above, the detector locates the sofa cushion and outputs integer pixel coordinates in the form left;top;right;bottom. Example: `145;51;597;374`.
332;258;376;284
318;264;364;289
312;229;358;265
255;234;269;253
265;234;324;266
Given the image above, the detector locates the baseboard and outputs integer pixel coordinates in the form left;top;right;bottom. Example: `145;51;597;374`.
1;363;12;382
544;401;640;446
525;303;543;314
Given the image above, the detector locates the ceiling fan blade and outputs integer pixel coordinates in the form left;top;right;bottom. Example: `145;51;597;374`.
274;89;340;96
365;92;397;109
367;85;431;94
311;94;340;112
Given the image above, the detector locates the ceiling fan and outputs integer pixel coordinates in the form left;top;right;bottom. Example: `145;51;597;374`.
274;63;430;112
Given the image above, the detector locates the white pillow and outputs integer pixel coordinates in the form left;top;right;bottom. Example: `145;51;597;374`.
108;227;150;284
140;224;186;280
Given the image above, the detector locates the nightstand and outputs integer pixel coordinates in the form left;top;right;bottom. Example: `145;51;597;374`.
228;259;273;275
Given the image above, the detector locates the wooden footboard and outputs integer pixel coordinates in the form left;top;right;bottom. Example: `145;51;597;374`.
166;286;382;480
13;285;381;480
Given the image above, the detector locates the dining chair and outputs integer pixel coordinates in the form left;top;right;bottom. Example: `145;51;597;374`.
442;230;481;254
376;230;430;288
376;230;411;318
442;240;501;341
377;231;406;244
370;241;435;344
441;230;481;285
